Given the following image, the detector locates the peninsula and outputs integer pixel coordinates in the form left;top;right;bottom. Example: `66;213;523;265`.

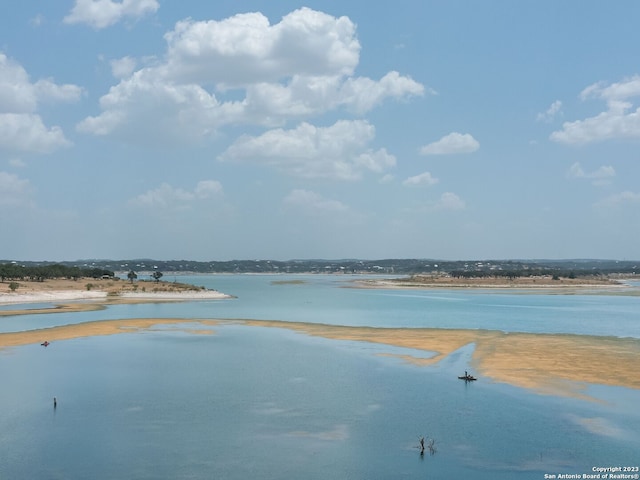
0;276;231;315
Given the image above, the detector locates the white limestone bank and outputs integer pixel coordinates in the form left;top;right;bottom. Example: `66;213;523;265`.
0;289;232;305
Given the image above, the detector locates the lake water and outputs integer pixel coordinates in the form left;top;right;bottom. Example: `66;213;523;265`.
1;274;639;479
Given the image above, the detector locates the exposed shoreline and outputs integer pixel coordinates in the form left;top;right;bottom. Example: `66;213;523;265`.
0;277;232;314
1;317;638;400
352;275;640;295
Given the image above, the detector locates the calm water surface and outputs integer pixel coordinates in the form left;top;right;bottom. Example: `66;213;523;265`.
1;275;639;479
2;274;640;337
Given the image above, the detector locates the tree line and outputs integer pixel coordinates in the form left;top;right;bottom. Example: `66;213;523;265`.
448;269;584;279
2;258;637;277
0;263;115;283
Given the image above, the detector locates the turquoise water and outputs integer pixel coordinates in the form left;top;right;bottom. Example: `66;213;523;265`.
1;275;639;479
2;274;640;337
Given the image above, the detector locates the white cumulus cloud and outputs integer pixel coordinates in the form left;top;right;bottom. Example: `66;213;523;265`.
64;0;159;29
567;162;615;186
537;100;562;122
580;76;640;101
0;53;81;153
420;132;479;155
595;191;640;209
434;192;465;211
77;71;230;145
219;120;396;181
403;171;438;186
0;114;71;153
194;180;223;198
77;8;425;145
339;71;425;115
283;189;348;214
164;8;360;86
130;180;223;209
110;56;137;79
551;75;640;145
0;53;83;113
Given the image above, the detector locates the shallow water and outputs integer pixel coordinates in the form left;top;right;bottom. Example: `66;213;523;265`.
1;275;639;479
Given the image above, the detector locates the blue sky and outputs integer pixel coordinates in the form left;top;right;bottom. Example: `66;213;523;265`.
1;1;639;261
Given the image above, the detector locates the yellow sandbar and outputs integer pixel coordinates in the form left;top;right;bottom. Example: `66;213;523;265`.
1;318;638;399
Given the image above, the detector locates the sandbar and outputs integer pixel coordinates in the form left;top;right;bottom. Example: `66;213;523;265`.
1;317;638;400
237;320;640;398
0;318;219;347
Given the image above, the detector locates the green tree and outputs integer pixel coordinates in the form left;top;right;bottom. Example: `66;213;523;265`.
152;271;163;282
0;264;9;282
127;270;137;283
9;282;19;292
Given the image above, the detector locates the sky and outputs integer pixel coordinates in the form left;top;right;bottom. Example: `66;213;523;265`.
1;1;639;262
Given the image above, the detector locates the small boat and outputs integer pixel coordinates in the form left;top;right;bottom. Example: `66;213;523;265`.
458;373;476;381
41;341;50;347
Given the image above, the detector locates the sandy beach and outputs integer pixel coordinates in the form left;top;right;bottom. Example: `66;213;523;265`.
1;316;638;400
